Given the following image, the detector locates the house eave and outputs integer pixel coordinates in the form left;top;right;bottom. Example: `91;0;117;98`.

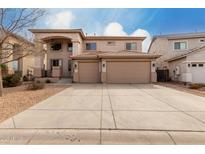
85;36;146;41
165;56;187;62
29;29;85;39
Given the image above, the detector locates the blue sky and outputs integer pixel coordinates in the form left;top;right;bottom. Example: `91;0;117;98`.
37;8;205;35
35;8;205;51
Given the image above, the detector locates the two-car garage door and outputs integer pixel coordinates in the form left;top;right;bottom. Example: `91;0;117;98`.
106;61;151;83
77;61;151;83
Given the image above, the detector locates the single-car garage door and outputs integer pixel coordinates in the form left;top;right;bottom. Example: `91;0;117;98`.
78;62;100;83
106;61;151;83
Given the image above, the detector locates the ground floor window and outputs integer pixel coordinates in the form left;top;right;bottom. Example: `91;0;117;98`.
12;60;19;71
51;59;62;67
192;64;197;67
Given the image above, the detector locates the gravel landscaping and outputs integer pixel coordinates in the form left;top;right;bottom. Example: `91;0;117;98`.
156;82;205;97
0;84;69;123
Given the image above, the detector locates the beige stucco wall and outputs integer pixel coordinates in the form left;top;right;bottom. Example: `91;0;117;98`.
34;32;83;55
33;32;84;77
186;50;205;84
149;37;205;69
22;55;35;76
186;49;205;61
167;50;205;83
149;38;169;69
32;32;145;78
46;39;72;77
168;58;186;82
2;36;34;76
84;40;143;52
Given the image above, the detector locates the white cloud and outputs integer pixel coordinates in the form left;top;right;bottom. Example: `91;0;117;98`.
103;22;152;52
131;29;152;52
45;11;75;28
103;22;127;36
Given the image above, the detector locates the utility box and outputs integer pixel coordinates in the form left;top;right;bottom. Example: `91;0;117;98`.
156;69;169;82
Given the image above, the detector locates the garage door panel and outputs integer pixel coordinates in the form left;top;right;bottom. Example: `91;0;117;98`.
106;62;150;83
79;62;100;83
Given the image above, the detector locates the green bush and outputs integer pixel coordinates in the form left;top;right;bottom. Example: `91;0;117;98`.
23;74;34;82
189;83;204;89
23;75;29;82
0;64;7;70
3;73;22;87
1;64;8;77
26;81;45;90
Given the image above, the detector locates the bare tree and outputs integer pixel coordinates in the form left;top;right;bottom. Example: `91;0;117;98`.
0;8;46;96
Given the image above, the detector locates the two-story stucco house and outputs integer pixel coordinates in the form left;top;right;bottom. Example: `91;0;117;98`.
148;32;205;84
29;29;160;83
0;32;35;77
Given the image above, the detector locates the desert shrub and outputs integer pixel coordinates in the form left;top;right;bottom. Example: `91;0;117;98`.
189;83;204;89
0;64;7;70
3;73;22;87
23;75;29;82
26;81;45;90
23;74;35;82
45;79;51;83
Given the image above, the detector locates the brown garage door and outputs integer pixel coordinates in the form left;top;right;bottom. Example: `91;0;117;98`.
106;61;151;83
78;62;100;83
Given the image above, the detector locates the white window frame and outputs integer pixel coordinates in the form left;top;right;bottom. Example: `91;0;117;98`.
173;40;188;51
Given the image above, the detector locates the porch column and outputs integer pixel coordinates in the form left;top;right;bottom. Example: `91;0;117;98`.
72;41;81;56
151;60;157;82
101;60;107;83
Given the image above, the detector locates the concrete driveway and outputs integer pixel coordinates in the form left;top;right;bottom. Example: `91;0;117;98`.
1;84;205;144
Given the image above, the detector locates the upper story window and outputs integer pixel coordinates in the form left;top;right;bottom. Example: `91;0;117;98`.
107;41;115;46
86;43;96;50
199;39;205;43
68;43;73;52
174;41;187;50
50;42;62;51
126;43;137;50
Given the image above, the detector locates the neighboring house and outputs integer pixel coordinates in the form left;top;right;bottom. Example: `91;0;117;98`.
0;32;35;77
29;29;160;83
148;32;205;84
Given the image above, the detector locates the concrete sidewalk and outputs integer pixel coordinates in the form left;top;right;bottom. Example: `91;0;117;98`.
0;129;205;144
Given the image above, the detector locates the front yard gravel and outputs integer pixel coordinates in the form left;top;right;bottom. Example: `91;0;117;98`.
0;84;69;123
